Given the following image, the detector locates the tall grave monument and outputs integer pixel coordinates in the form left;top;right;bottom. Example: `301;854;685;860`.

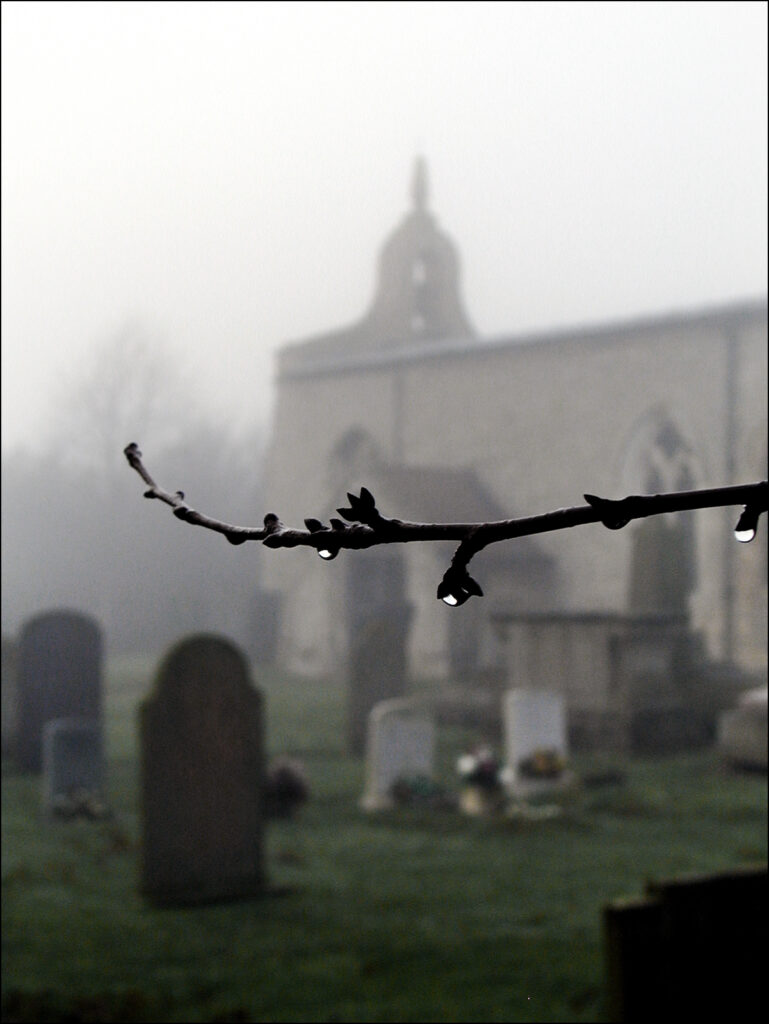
140;634;266;906
16;609;103;773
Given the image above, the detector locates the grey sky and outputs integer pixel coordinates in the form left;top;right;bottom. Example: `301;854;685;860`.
2;0;766;454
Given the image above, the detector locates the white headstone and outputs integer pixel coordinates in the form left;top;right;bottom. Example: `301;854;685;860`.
717;686;767;771
361;698;435;811
502;688;569;798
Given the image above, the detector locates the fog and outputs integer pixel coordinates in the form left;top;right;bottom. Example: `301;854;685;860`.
2;13;767;1011
2;0;767;454
1;0;767;650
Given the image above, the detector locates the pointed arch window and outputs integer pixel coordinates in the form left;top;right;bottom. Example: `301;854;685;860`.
622;413;700;617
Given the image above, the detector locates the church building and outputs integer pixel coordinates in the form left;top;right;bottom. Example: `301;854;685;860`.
261;160;767;685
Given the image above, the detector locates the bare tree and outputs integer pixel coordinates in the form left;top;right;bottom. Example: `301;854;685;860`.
50;322;190;479
1;329;266;652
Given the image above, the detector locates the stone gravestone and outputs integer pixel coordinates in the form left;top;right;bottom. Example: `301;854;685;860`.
16;610;103;774
140;635;266;907
717;686;768;771
502;688;570;799
346;609;413;757
42;718;105;818
604;865;766;1021
360;697;435;811
1;634;19;761
345;549;413;756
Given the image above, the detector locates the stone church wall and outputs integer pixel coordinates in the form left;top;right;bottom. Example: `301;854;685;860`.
263;305;766;679
260;163;766;681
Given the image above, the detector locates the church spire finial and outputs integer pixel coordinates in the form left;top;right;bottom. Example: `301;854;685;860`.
411;156;428;212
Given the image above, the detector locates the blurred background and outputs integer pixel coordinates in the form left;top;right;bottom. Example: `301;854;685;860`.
2;0;767;662
2;6;767;1023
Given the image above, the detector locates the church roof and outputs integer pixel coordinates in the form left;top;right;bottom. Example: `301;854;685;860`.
275;160;766;381
278;295;767;380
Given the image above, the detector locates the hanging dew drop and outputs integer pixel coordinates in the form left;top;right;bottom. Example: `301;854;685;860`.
734;505;760;543
318;548;335;560
734;527;756;543
442;593;460;606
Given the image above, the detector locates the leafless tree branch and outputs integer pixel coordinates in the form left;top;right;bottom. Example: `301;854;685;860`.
124;443;767;605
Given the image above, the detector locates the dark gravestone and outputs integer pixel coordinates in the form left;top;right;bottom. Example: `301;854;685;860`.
604;866;767;1021
346;608;413;756
1;634;19;760
345;550;413;755
16;610;103;774
140;635;266;907
43;718;106;818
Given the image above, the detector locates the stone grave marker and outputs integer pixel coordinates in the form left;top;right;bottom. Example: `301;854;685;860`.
604;865;766;1020
140;634;266;906
361;697;435;810
346;608;413;756
42;718;106;818
502;688;571;799
1;634;19;761
16;610;103;774
717;686;767;771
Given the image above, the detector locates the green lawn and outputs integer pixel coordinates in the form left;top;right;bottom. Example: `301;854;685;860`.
2;656;766;1022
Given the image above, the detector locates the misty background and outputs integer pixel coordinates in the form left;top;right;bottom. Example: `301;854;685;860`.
2;0;767;655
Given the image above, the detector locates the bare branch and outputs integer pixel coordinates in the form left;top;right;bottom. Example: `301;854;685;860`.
124;443;767;605
123;442;269;546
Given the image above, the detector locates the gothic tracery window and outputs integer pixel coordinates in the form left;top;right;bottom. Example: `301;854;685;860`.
623;413;699;617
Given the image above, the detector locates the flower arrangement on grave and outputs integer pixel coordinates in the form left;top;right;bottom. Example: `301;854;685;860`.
456;747;504;792
517;747;566;780
456;746;507;815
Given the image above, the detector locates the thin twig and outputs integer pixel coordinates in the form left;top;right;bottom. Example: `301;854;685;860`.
124;443;767;603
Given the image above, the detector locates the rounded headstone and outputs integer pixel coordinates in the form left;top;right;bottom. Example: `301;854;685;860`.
140;634;266;906
16;609;102;773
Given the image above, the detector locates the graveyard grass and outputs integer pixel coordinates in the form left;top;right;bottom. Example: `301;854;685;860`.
2;658;767;1024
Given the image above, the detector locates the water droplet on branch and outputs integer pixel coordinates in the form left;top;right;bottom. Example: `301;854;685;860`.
734;527;756;543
